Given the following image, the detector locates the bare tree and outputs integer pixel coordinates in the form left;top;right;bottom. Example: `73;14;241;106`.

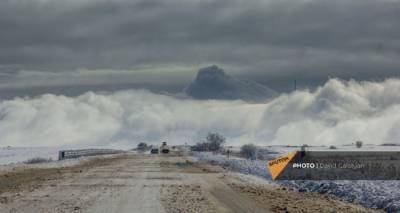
191;132;226;152
206;132;226;152
329;145;337;150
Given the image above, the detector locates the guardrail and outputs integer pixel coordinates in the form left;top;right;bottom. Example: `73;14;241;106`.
58;149;125;160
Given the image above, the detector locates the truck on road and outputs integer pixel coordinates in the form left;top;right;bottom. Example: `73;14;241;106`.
160;142;170;154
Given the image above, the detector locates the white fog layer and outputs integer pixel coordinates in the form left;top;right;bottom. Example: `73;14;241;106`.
1;78;400;148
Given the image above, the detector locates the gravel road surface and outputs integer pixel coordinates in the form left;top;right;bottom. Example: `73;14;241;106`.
0;152;381;213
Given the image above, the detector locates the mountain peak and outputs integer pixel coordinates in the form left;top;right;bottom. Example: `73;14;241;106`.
197;65;225;77
185;66;278;101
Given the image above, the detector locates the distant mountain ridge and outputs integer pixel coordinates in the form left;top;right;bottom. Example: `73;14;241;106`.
184;65;278;101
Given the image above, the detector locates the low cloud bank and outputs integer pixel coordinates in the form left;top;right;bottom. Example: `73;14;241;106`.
1;78;400;148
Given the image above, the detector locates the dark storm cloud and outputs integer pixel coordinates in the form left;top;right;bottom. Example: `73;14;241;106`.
0;0;399;92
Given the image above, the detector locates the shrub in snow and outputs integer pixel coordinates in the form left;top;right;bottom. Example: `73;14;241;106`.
137;142;149;151
240;144;258;160
356;141;363;148
24;157;53;164
191;142;208;152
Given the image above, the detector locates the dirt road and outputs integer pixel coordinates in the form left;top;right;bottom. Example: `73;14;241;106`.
0;153;380;213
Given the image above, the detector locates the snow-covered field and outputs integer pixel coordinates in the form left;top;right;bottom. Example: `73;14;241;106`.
0;146;59;165
228;144;400;157
0;147;132;175
0;146;132;173
193;146;400;212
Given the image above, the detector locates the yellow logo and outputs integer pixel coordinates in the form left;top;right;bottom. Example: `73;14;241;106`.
267;152;297;180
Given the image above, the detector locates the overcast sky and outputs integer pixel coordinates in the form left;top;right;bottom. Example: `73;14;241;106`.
1;0;400;96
